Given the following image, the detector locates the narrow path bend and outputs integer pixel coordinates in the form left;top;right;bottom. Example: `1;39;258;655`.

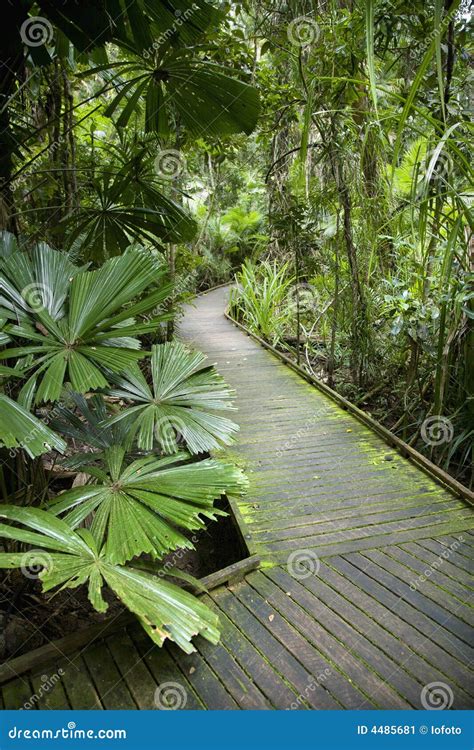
2;286;473;710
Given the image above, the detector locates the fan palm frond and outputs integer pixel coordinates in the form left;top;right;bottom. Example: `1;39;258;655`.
0;505;219;653
49;446;247;564
0;247;172;405
0;394;66;457
106;342;238;453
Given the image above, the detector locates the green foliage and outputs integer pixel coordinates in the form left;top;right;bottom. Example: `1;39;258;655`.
230;260;295;345
65;170;197;260
0;0;263;656
0;394;66;458
0;242;172;406
225;0;472;482
0;0;472;668
94;52;260;136
106;341;239;453
0;505;220;653
49;446;247;565
0;237;247;653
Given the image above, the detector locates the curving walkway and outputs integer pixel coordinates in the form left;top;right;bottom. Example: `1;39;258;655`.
2;286;473;710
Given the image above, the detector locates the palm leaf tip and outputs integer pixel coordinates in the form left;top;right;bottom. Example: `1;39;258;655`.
0;394;66;457
103;566;220;652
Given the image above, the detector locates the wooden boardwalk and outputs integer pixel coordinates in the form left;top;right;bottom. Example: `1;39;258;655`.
2;286;473;710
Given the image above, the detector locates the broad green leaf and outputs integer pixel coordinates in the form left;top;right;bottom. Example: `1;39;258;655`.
0;394;66;457
0;505;220;653
106;341;238;453
0;247;172;403
49;449;247;564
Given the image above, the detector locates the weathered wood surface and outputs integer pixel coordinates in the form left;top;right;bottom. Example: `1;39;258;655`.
2;286;472;709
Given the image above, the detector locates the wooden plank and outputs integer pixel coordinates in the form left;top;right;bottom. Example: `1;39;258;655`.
31;667;71;710
255;501;458;543
244;480;451;509
106;630;159;709
2;675;36;710
248;492;449;531
435;535;474;560
318;558;473;703
212;586;329;709
82;640;137;709
0;613;132;686
400;541;474;589
250;466;431;491
170;643;239;710
253;569;410;709
242;489;443;522
208;593;303;709
230;581;369;709
59;656;102;710
383;545;474;612
299;559;473;708
263;509;473;552
412;538;473;574
266;518;474;560
130;625;203;710
361;549;474;638
196;633;271;709
223;307;473;503
335;554;474;670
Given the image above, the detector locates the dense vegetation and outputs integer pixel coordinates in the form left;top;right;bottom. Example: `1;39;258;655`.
0;0;472;656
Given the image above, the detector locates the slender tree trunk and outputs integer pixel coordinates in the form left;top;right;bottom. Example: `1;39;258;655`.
328;213;340;388
336;159;366;384
0;5;28;233
62;64;79;214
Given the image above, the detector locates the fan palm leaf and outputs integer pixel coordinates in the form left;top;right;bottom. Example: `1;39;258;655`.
106;341;238;453
0;505;219;653
0;247;172;405
85;49;260;136
65;173;196;261
49;392;133;469
0;394;66;457
49;446;247;564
